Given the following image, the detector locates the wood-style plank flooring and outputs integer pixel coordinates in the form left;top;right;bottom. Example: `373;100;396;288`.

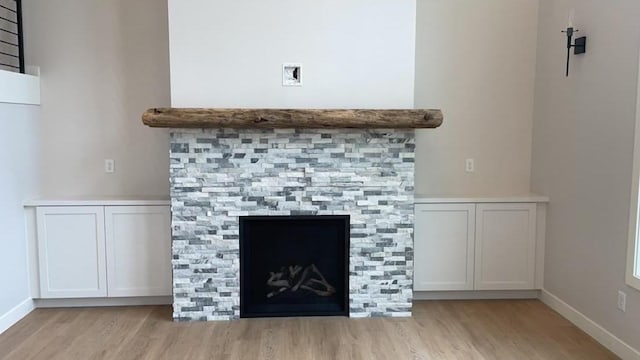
0;300;617;360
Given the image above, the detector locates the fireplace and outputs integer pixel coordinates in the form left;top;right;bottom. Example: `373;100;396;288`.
240;216;349;318
168;128;417;320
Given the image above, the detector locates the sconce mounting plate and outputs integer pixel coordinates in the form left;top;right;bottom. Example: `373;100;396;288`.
574;36;586;55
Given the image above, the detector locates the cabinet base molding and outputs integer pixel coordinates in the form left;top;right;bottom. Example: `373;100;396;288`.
413;290;540;300
34;296;172;308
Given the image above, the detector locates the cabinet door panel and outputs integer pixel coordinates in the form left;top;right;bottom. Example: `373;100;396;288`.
475;203;536;290
414;204;475;291
105;206;171;297
37;207;107;298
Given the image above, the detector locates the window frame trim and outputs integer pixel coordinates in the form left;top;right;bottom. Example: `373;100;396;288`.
626;47;640;291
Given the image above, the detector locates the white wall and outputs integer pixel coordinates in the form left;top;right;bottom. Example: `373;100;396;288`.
531;0;640;351
414;0;539;196
0;79;39;325
168;0;415;109
22;0;171;198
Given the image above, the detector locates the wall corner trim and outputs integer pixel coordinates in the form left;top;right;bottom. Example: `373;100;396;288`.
0;69;41;105
541;289;640;360
0;298;35;335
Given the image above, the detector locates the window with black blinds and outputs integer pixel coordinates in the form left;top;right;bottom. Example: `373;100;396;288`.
0;0;23;73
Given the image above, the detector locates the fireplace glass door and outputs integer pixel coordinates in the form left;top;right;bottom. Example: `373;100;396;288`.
239;215;349;318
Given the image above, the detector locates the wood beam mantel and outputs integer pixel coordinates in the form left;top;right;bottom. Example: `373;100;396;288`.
142;108;443;129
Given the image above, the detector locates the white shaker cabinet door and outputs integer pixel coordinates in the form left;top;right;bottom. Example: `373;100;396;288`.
104;206;172;297
37;206;107;298
474;203;536;290
414;204;476;291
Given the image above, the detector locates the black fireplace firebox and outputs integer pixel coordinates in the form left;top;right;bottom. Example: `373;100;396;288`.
239;216;350;318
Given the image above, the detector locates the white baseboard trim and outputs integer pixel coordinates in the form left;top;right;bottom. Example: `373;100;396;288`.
0;298;35;335
413;290;540;300
1;296;170;334
34;296;172;308
540;289;640;360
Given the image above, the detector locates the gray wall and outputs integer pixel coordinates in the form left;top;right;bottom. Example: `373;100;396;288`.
531;0;640;350
22;0;171;197
414;0;539;196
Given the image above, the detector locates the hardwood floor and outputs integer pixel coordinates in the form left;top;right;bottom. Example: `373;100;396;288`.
0;300;617;360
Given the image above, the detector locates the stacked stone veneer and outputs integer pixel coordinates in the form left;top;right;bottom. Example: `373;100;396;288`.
170;128;415;321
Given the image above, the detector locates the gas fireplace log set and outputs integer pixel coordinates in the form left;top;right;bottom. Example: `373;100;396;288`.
266;264;336;298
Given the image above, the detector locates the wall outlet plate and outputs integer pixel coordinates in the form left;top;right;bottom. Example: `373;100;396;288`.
465;158;475;173
618;290;627;312
104;159;115;173
282;63;302;86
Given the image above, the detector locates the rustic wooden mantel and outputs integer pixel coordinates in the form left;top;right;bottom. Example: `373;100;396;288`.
142;108;443;129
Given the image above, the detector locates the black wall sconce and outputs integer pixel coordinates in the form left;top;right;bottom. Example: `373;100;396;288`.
562;26;586;77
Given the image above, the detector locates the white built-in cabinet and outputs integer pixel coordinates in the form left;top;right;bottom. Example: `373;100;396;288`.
414;196;547;292
34;203;171;299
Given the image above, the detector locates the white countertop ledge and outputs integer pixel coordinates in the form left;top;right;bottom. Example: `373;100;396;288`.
25;195;549;206
414;194;550;204
0;69;40;105
24;197;170;207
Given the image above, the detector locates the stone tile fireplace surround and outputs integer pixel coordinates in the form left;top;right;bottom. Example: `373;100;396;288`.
170;128;416;321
